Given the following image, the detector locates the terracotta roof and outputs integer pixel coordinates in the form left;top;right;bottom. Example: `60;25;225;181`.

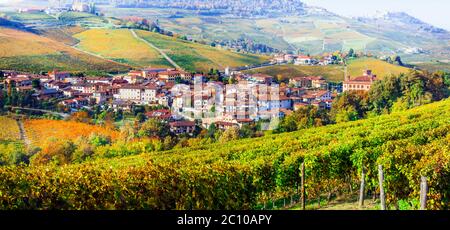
170;121;196;127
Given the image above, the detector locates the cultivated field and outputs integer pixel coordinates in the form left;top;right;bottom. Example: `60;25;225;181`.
244;58;411;82
23;119;120;148
135;30;270;72
73;28;172;68
0;27;130;73
0;117;20;142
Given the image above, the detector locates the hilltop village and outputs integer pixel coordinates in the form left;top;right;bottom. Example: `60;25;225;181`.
1;67;377;134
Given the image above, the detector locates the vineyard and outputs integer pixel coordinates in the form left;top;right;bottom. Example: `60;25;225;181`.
0;99;449;209
23;119;120;148
0;116;20;141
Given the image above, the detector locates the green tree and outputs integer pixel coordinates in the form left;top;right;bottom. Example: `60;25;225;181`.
138;118;169;138
219;127;240;143
31;79;40;89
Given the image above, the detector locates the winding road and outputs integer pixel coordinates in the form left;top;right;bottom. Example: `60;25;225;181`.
130;29;184;71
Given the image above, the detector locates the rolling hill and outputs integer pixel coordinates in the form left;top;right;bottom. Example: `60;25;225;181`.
98;1;450;63
244;58;411;82
73;28;173;68
134;29;270;72
0;27;130;73
73;28;270;72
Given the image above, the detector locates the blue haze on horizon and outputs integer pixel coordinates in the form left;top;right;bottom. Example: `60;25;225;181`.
302;0;450;30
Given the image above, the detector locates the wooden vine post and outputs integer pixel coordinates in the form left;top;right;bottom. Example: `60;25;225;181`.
359;164;365;208
420;176;428;210
301;162;306;210
378;165;386;210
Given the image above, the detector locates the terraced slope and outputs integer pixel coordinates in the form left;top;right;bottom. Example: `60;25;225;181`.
73;28;172;68
0;27;130;73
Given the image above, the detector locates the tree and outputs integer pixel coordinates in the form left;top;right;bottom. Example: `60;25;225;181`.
219;127;240;143
31;138;76;165
136;112;146;123
348;48;355;58
207;123;216;139
331;91;368;122
31;79;40;89
69;111;91;124
138;118;169;138
239;124;255;138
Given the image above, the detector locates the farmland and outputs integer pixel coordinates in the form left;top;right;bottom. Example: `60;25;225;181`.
0;116;20;141
135;30;270;72
244;58;411;82
23;119;119;148
72;28;270;72
0;98;448;209
73;29;172;68
0;27;130;73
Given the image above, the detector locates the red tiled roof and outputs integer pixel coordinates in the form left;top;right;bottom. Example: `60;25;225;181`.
170;121;195;127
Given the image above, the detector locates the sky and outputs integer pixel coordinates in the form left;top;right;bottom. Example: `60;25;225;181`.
302;0;450;30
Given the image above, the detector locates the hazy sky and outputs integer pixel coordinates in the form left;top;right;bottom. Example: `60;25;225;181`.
302;0;450;30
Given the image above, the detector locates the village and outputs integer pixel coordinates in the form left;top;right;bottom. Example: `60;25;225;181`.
1;66;377;135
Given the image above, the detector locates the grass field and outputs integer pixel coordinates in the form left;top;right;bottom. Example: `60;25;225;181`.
73;28;172;68
244;58;411;82
0;27;130;72
135;30;270;72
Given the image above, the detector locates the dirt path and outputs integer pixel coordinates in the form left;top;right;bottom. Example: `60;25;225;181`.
16;119;31;148
9;106;69;119
130;29;183;70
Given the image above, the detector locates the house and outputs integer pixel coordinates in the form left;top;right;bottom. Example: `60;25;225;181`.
92;91;110;104
86;77;111;84
116;84;158;104
71;83;95;94
49;70;70;81
289;76;326;89
301;90;332;103
146;109;172;121
169;121;196;135
294;102;310;111
294;55;314;65
250;74;273;85
46;80;70;90
343;70;377;92
33;88;62;100
111;100;135;112
60;97;88;109
215;121;239;130
64;76;85;84
5;75;32;87
158;70;181;83
123;75;144;84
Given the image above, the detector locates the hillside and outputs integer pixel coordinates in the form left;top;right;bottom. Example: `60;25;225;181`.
0;27;130;73
135;30;270;72
99;4;450;62
0;99;448;209
73;28;269;72
73;28;173;68
244;58;411;82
